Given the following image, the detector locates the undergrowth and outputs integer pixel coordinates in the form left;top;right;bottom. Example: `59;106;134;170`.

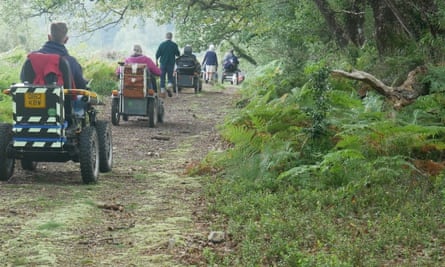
202;60;445;266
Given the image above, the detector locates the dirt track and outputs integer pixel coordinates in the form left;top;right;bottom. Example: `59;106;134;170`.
0;84;238;266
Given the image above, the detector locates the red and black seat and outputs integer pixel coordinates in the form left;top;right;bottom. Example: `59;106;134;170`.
21;53;74;89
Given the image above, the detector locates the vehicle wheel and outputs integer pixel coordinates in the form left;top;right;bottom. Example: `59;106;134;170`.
111;99;120;126
79;126;99;184
96;120;113;173
175;76;179;94
122;114;129;121
235;73;239;85
157;98;164;123
221;75;224;84
194;77;199;93
147;97;157;128
0;123;14;181
21;159;37;171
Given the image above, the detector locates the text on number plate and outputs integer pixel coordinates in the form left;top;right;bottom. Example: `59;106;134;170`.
24;93;46;108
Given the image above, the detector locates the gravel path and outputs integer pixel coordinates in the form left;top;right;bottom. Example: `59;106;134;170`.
0;84;239;266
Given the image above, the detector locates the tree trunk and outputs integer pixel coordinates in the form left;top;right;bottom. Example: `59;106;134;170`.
312;0;350;47
413;0;444;38
368;0;398;55
344;0;366;47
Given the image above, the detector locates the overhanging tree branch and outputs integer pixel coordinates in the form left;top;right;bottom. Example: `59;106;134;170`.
383;0;416;40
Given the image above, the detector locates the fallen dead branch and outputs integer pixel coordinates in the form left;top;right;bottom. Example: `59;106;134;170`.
331;66;427;109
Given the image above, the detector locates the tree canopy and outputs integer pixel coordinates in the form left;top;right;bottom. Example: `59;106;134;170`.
2;0;445;71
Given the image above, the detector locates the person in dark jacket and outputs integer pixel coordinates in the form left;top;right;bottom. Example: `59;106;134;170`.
155;32;180;97
30;22;87;89
223;49;239;72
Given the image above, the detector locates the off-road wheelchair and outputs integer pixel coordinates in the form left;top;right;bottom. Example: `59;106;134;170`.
111;62;164;128
221;54;244;85
0;53;113;184
174;46;202;94
221;65;241;85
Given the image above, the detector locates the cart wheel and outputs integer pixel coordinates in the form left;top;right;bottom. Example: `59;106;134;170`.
194;77;199;93
157;98;164;123
111;99;120;126
147;97;157;128
96;120;113;173
0;123;14;181
175;76;179;94
79;126;99;184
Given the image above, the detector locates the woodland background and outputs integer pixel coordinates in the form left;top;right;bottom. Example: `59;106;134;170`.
1;0;445;266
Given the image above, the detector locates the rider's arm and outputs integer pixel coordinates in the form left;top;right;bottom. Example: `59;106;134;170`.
145;57;161;76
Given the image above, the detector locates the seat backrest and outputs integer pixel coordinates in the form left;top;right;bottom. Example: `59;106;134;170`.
15;53;75;132
176;56;198;75
122;63;147;98
21;53;74;89
176;56;196;68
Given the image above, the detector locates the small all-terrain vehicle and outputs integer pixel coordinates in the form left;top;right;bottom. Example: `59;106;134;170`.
111;62;164;128
0;53;113;184
175;47;202;94
221;67;242;85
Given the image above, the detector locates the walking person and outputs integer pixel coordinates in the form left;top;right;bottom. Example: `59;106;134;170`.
202;44;218;84
156;32;180;98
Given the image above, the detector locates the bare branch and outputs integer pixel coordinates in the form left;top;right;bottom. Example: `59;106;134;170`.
383;0;416;40
331;67;425;109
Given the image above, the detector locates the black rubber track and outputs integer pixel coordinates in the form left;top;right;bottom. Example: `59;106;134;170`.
79;126;99;184
0;123;14;181
96;120;113;173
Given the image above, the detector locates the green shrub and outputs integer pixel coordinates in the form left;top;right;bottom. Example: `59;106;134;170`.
204;57;445;265
0;95;12;123
83;60;117;96
0;47;26;88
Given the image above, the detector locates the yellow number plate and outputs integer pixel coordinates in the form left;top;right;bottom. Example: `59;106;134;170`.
24;93;46;108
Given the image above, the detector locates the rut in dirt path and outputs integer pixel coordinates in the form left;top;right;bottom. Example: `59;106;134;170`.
0;85;239;266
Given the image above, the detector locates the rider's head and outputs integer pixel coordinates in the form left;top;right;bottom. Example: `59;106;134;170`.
49;22;68;44
184;45;192;55
166;32;173;40
133;44;143;55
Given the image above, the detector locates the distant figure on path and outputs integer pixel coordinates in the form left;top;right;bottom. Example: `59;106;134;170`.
156;32;180;98
202;44;218;84
117;44;161;93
